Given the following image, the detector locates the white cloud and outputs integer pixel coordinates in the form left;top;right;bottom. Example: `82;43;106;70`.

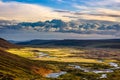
0;0;120;22
0;1;70;22
72;3;120;22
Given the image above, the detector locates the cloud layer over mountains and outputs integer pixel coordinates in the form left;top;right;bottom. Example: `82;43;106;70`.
0;19;120;35
0;19;120;40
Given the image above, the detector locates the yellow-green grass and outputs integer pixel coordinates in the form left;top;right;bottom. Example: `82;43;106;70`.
33;57;99;63
6;48;35;58
6;47;118;64
6;47;100;63
103;59;118;63
9;47;84;57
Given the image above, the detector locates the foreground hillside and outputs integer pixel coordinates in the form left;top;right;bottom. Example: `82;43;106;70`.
0;50;40;79
0;38;18;49
0;38;53;80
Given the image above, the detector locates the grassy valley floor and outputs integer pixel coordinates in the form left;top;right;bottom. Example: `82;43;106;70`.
4;47;120;80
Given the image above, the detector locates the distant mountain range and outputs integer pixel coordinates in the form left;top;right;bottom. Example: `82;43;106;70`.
17;39;120;49
0;19;120;35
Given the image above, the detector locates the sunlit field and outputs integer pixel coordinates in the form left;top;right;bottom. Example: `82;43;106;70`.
6;47;101;63
5;47;120;80
6;47;119;63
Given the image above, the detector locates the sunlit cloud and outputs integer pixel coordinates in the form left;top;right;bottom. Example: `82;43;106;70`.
0;0;70;22
55;8;120;22
0;0;120;22
71;2;120;22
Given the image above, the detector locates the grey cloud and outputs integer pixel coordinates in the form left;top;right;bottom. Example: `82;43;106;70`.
63;15;78;19
54;9;120;18
73;12;120;18
54;10;72;13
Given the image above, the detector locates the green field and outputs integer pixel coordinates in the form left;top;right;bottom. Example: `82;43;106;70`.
4;47;120;80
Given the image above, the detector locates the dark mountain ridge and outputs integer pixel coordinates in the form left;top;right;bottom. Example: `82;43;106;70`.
16;39;120;48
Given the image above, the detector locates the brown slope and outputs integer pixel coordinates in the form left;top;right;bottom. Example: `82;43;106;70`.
0;49;45;79
0;38;18;49
0;38;52;79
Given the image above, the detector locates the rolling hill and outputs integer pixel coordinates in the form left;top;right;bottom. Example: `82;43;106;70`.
0;38;52;80
0;38;18;49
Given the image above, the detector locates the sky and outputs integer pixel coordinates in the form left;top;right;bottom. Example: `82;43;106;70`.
0;0;120;22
